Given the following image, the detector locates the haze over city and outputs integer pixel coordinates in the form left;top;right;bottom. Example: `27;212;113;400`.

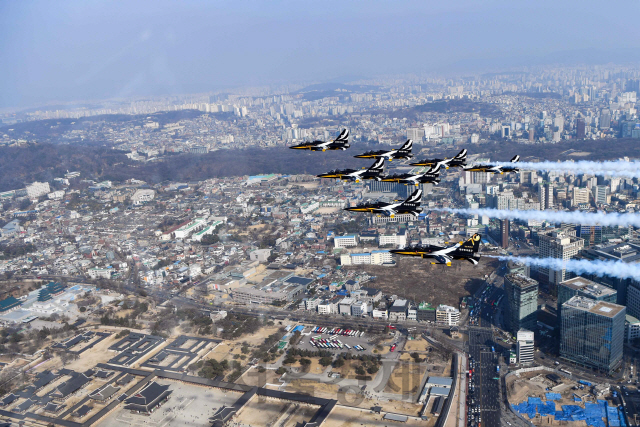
2;0;640;109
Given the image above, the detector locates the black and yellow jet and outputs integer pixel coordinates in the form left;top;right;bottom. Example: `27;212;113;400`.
317;158;385;183
410;148;467;169
463;155;520;174
354;139;413;161
390;233;482;266
344;188;423;218
289;129;350;151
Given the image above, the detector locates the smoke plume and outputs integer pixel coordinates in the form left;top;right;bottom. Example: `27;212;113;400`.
433;207;639;227
485;255;640;281
492;159;640;179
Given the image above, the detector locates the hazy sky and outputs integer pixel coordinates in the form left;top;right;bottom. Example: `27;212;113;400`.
1;0;639;110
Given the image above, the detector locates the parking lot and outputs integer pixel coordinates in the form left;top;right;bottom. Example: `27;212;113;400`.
296;328;383;357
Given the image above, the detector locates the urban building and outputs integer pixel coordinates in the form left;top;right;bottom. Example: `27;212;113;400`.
417;302;436;322
26;181;51;198
581;242;640;305
557;277;617;328
504;273;539;335
435;305;460;326
500;219;509;249
560;296;625;373
516;329;535;365
334;234;358;248
537;228;584;289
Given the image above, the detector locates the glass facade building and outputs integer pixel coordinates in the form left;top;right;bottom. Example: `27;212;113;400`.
504;273;539;335
560;296;625;373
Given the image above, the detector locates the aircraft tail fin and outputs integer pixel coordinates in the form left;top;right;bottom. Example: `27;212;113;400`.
335;129;349;142
368;158;385;171
454;148;467;160
399;139;413;152
427;163;441;175
511;155;520;163
461;233;481;252
404;188;422;204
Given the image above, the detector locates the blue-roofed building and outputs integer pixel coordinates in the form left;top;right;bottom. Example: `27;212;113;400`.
0;296;21;313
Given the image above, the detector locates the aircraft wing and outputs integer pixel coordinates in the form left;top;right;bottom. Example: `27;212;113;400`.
433;255;452;266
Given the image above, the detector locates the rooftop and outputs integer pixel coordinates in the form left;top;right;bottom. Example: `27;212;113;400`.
505;273;539;289
563;295;625;318
560;277;617;298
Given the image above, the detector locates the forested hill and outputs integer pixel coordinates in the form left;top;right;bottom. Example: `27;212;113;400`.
2;138;640;192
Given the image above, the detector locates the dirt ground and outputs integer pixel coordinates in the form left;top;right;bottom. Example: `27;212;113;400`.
237;368;284;387
403;337;432;353
235;396;315;426
384;361;428;395
287;358;329;376
325;406;426;427
344;256;499;306
331;359;379;381
282;404;321;427
38;331;121;373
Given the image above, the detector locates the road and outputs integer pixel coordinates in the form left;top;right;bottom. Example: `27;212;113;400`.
469;326;501;427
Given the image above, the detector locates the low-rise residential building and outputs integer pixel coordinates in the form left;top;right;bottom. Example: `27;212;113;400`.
436;304;460;326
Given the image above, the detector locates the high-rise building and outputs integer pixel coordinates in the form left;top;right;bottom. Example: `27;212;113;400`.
576;118;586;139
537;229;584;289
572;187;590;207
580;242;640;306
516;329;535;365
528;126;535;142
538;183;554;210
560;296;625;373
592;185;609;205
557;277;617;329
600;110;611;129
500;219;510;249
504;273;539;335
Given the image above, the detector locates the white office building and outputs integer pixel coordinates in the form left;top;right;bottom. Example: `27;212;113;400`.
516;329;535;365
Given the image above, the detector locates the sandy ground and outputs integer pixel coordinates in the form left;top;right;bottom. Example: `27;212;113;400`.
384;361;428;395
402;337;432;353
237;368;283;387
39;332;121;373
325;406;426;427
235;396;303;426
287;358;328;376
331;359;379;381
282;404;321;427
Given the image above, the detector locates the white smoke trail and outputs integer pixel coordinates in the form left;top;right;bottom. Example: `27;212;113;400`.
485;255;640;281
433;207;639;228
491;159;640;178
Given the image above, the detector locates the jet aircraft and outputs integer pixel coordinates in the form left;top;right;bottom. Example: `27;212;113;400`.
379;164;441;186
463;155;520;174
390;233;482;266
317;158;385;183
344;188;423;217
410;149;467;169
354;139;413;161
289;129;350;151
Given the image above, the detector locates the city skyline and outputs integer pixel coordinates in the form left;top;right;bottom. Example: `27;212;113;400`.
2;0;640;109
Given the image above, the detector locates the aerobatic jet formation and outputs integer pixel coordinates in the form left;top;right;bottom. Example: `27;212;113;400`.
289;129;350;151
353;139;414;161
463;155;520;174
379;164;441;186
344;188;423;217
410;149;467;169
316;158;385;183
390;233;482;266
